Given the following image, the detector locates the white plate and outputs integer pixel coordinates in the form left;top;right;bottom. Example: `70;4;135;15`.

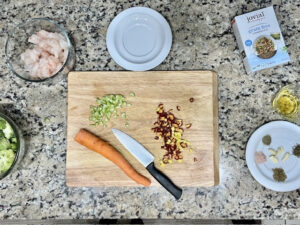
106;7;172;71
246;121;300;192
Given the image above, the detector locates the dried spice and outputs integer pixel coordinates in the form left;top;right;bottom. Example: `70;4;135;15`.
254;151;266;164
293;145;300;158
262;135;271;145
152;104;191;165
272;168;287;182
189;97;194;103
176;106;181;111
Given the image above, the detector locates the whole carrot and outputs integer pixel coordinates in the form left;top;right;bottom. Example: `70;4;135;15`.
74;129;151;187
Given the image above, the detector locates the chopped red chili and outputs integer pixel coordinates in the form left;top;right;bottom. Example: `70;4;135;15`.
152;104;191;164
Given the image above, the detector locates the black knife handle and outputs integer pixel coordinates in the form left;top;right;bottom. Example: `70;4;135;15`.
146;162;182;200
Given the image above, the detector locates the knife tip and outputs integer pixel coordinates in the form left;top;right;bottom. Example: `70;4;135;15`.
111;128;119;134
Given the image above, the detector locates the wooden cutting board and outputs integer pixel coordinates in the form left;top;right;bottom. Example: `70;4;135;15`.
66;71;219;187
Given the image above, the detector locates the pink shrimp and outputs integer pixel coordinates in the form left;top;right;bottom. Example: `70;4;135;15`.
20;30;69;79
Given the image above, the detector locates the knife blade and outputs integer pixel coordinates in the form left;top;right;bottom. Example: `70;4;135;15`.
112;128;182;200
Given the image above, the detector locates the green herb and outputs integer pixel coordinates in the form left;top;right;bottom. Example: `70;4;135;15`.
129;92;135;97
121;112;127;119
293;145;300;157
262;135;271;145
282;46;288;53
44;117;50;123
271;33;281;40
89;94;129;127
272;168;287;182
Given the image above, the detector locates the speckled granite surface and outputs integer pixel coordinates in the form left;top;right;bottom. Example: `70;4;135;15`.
0;0;299;220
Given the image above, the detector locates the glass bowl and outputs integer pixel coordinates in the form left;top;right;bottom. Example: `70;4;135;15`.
272;84;300;121
5;18;74;82
0;112;25;180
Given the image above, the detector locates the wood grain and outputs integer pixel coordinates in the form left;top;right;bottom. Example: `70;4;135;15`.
66;71;219;187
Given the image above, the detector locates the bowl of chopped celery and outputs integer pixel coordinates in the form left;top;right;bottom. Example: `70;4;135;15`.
0;112;24;180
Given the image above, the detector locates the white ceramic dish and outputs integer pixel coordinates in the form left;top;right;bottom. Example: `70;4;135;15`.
246;121;300;192
106;7;172;71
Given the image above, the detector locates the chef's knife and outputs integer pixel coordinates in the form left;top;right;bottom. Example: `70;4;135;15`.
112;128;182;200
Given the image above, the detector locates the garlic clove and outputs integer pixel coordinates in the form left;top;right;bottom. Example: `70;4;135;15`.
276;146;284;156
281;152;290;162
268;148;277;155
269;155;279;164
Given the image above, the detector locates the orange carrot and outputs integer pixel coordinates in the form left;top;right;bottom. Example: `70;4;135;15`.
74;129;151;187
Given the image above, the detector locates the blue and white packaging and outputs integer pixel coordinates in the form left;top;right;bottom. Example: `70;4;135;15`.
232;6;290;73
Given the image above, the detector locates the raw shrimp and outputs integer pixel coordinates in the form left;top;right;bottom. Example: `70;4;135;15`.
36;30;68;60
20;46;43;65
28;34;40;45
20;29;68;80
38;38;62;59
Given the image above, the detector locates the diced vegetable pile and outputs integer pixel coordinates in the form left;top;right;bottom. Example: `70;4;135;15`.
89;94;130;127
0;117;17;175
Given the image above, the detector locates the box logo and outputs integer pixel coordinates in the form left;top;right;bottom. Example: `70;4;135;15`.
247;11;265;22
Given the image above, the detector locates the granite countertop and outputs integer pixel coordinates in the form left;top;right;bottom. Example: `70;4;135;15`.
0;0;299;220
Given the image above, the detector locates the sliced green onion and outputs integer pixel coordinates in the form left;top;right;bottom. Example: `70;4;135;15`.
121;112;127;119
89;94;130;127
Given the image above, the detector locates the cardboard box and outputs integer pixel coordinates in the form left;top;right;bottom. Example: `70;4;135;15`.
232;6;290;73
